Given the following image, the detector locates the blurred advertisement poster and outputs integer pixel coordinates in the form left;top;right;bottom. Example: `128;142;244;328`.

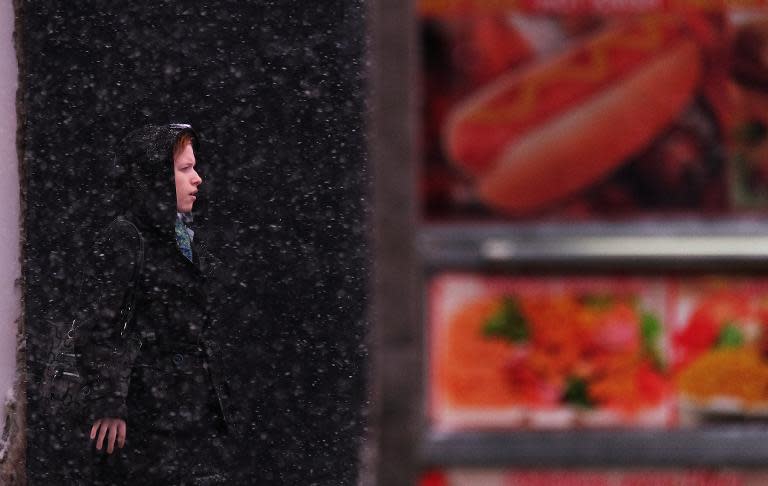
421;469;768;486
420;7;768;220
429;274;768;429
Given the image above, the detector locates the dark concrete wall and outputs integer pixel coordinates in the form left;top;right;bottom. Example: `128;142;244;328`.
18;1;368;484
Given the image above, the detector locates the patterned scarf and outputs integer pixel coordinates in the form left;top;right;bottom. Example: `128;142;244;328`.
175;217;193;262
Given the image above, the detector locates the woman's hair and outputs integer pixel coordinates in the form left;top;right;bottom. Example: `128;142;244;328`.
173;131;195;159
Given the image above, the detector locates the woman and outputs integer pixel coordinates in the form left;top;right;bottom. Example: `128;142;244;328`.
75;124;243;485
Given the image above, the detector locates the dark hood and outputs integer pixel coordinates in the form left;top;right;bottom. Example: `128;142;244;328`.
112;124;199;243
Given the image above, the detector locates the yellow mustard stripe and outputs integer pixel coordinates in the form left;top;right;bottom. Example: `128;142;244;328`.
464;17;666;124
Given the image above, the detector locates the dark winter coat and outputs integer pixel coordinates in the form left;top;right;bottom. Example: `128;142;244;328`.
74;124;244;437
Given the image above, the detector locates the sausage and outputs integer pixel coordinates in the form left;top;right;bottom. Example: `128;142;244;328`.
444;16;702;214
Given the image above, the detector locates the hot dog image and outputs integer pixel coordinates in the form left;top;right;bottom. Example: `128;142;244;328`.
443;15;704;215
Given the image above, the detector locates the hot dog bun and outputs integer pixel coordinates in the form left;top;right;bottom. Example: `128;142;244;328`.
444;17;702;214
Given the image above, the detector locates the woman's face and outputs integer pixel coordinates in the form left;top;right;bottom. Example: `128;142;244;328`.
173;142;202;213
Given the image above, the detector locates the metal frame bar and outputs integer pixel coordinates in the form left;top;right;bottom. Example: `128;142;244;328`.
368;0;421;484
422;428;768;468
421;222;768;270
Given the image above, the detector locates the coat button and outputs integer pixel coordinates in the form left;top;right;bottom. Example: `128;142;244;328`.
173;354;184;364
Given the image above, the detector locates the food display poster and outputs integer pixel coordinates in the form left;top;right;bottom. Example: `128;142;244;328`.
421;469;768;486
429;273;768;429
421;10;768;221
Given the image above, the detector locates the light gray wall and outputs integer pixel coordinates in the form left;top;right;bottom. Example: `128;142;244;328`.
0;0;20;434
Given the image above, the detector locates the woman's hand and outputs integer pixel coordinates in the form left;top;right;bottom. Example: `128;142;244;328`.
90;417;126;454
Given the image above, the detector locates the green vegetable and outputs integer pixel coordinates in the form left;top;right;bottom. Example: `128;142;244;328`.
562;376;594;408
640;312;664;370
716;323;745;348
482;296;528;343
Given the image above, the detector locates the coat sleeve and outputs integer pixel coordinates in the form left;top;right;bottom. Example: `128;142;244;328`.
74;220;141;421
